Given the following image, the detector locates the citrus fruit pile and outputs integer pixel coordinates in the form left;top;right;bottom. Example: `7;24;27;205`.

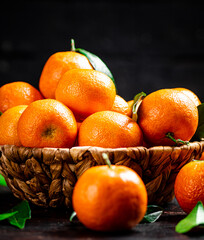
0;40;201;149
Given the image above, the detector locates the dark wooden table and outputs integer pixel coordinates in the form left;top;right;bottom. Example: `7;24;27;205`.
0;187;203;240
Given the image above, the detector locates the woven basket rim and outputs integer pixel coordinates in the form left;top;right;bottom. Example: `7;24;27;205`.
1;140;204;152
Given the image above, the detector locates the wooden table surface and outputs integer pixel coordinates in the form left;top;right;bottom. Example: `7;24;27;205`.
0;187;203;240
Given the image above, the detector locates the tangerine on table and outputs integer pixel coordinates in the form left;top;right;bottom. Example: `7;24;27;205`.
78;110;143;148
173;87;201;106
0;105;27;146
72;163;147;231
39;51;93;99
174;160;204;213
111;95;132;117
55;69;116;121
17;99;77;148
0;81;43;113
137;89;198;146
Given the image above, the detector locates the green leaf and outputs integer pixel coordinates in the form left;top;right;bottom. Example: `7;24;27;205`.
141;205;163;223
77;48;115;85
175;201;204;234
195;103;204;140
0;112;2;116
70;39;115;86
0;174;7;186
0;211;18;221
69;211;77;222
132;92;146;122
7;200;31;229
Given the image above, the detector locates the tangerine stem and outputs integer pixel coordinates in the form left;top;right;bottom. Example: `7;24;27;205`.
102;153;112;168
166;132;190;146
71;39;76;51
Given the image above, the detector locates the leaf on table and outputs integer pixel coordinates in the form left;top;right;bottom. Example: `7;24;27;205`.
194;103;204;140
141;205;163;223
7;200;31;229
175;201;204;234
0;211;18;221
69;211;77;222
0;174;7;186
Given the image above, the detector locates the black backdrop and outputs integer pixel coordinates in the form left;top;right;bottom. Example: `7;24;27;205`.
1;0;204;102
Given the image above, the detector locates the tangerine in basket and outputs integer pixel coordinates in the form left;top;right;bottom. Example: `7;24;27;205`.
173;87;201;106
127;99;134;108
0;81;43;113
137;89;198;146
111;95;132;117
55;69;116;121
174;160;204;213
0;105;27;146
39;51;93;99
17;99;77;148
78;111;143;148
72;159;147;231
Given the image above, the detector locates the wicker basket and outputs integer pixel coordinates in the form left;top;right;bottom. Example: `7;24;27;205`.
0;141;204;208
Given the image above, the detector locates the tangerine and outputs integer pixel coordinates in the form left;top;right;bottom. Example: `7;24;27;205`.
137;89;198;146
127;99;134;109
0;81;43;113
17;99;77;148
72;163;147;231
39;51;93;99
0;105;27;146
174;160;204;213
173;87;201;106
55;69;116;121
111;95;131;117
78;111;143;148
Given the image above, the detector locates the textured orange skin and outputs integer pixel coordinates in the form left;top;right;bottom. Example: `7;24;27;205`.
127;100;134;108
39;51;93;99
17;99;77;148
78;111;143;148
173;88;201;106
0;82;43;113
138;89;198;146
55;69;116;121
72;165;147;231
111;95;132;117
0;105;27;146
174;161;204;213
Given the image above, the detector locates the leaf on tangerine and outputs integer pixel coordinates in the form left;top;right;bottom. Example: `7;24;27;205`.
70;39;115;86
132;92;146;122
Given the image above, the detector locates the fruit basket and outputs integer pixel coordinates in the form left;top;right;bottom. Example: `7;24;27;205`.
0;141;204;208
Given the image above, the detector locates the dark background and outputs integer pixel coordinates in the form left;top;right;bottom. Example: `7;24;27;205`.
0;0;204;102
